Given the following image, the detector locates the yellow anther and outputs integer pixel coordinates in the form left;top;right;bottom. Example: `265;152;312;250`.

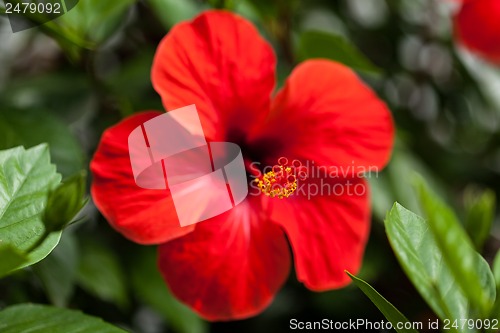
254;161;301;199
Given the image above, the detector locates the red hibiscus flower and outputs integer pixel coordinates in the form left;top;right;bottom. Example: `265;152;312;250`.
454;0;500;64
91;10;394;321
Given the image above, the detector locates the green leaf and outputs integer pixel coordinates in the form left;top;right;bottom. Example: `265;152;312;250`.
77;240;128;308
0;145;62;275
346;272;419;333
43;171;87;232
130;248;207;333
298;30;380;74
33;233;79;307
147;0;200;28
386;203;469;329
463;187;496;251
0;109;84;177
0;303;127;332
416;178;496;317
0;244;28;278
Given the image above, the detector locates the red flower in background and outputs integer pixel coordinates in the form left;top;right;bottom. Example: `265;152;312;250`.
454;0;500;64
91;10;394;321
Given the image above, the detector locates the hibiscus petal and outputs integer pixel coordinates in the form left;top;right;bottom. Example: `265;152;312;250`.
157;196;291;321
151;10;276;141
267;178;370;290
91;112;195;244
250;59;394;171
454;0;500;64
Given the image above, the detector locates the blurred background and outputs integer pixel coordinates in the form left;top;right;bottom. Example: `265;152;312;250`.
0;0;499;332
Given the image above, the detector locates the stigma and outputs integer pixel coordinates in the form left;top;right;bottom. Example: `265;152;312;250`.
254;157;308;199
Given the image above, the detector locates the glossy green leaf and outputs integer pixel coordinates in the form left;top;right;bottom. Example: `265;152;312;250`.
77;240;128;308
386;203;470;330
130;248;207;333
416;178;496;317
298;30;380;74
33;233;79;307
0;303;127;332
347;272;419;333
0;244;28;278
0;145;62;274
463;187;496;251
0;109;84;177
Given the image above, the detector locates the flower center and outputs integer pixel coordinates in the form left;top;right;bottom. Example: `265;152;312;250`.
254;157;308;199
